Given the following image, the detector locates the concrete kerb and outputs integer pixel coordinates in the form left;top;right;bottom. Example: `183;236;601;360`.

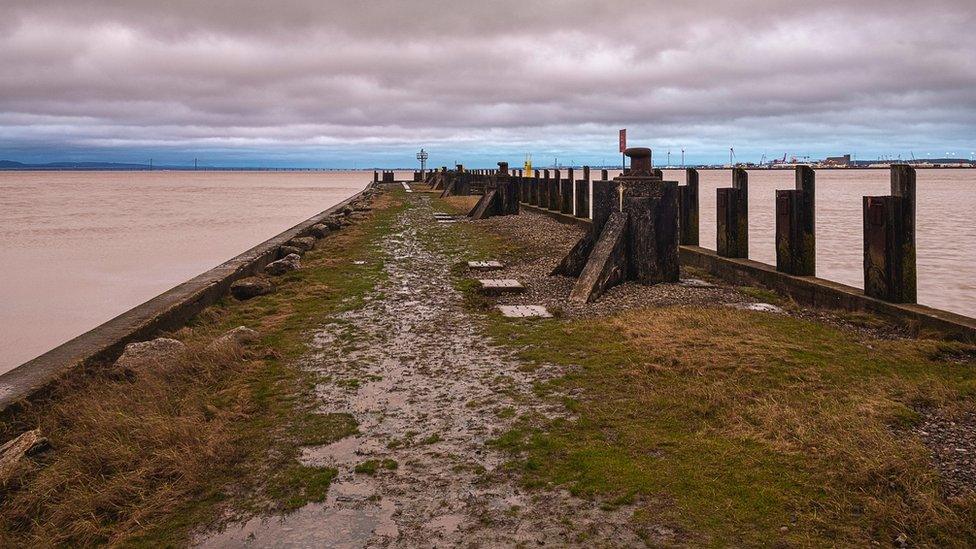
0;183;377;412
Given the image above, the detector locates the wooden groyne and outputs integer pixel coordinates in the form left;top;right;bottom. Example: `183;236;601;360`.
430;151;975;338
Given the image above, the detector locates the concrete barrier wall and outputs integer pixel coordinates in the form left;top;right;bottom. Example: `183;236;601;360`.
0;183;376;411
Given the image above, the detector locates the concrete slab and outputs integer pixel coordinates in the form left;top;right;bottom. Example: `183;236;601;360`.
402;182;414;193
679;278;716;288
478;279;524;294
498;305;552;318
468;260;504;271
730;302;785;314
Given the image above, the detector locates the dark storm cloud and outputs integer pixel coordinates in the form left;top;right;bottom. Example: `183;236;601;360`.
1;0;974;165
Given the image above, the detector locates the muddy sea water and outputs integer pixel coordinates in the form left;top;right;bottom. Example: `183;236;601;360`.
0;170;390;374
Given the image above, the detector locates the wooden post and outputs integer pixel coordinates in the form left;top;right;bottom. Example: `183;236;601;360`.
601;169;609;180
678;168;699;245
540;170;550;208
549;169;561;210
775;165;816;275
716;168;748;258
863;164;916;303
561;168;574;214
575;167;590;218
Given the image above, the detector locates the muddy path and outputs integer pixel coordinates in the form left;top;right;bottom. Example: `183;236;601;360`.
199;194;655;547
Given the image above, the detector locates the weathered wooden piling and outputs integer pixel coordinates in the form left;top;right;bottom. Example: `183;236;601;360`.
540;170;550;208
549;170;561;210
716;168;749;258
775;165;816;276
575;167;590;218
678;168;699;245
561;168;574;214
863;164;916;303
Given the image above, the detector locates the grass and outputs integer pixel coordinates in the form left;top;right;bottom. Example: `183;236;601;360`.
484;309;976;545
354;459;398;475
441;204;976;546
0;190;408;546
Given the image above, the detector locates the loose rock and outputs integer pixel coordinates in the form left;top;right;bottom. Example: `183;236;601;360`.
287;236;316;252
207;326;259;351
279;245;304;257
309;223;330;238
231;277;275;300
115;337;186;369
324;216;343;230
265;253;301;276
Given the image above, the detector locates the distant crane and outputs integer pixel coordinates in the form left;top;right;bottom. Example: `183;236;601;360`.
681;148;685;168
667;149;671;167
729;147;736;167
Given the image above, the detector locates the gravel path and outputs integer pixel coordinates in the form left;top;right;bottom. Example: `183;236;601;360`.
199;194;663;547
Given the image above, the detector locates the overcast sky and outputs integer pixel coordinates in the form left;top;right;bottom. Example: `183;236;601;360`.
1;0;974;167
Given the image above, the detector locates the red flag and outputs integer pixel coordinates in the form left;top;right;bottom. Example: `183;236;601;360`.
618;129;627;153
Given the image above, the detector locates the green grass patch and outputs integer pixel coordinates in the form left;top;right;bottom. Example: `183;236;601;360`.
354;459;399;475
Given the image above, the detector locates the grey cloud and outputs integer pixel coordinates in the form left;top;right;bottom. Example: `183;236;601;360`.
1;0;974;164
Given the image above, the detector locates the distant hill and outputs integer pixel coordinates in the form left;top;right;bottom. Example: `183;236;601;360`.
0;160;157;170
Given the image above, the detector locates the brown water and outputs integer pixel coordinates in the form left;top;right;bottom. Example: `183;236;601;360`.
0;171;382;374
657;168;974;318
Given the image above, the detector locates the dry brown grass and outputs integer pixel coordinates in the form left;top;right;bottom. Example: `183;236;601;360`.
0;339;251;546
440;195;480;213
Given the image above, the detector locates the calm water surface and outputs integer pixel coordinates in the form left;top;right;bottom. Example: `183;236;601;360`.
0;171;380;374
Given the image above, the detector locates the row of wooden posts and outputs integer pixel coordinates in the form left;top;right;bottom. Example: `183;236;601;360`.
447;159;918;305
